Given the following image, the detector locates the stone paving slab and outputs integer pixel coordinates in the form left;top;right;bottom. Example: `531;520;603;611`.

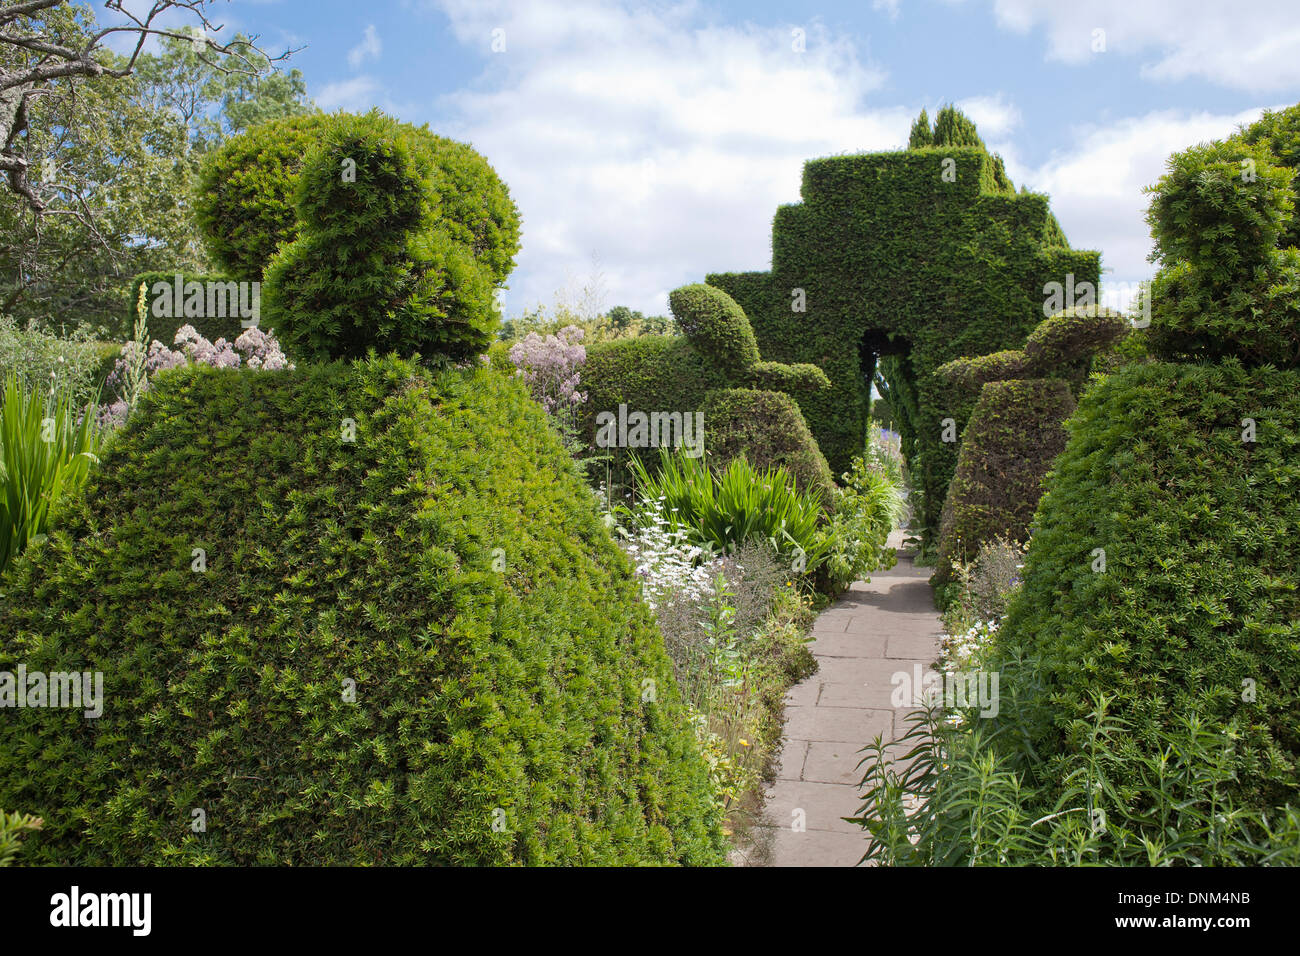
750;529;942;867
764;828;869;867
781;704;893;743
806;631;888;658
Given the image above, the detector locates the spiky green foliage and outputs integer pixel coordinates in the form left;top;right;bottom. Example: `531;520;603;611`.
0;376;104;576
263;112;516;363
1235;103;1300;251
0;357;725;865
0;809;42;867
629;450;827;573
707;108;1097;546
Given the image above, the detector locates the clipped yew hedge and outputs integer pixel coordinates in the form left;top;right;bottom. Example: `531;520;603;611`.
992;360;1300;811
580;285;830;489
707;108;1098;545
931;378;1075;585
700;388;835;504
0;356;725;865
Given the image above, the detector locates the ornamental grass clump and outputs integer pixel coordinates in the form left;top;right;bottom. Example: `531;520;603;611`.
0;375;105;576
627;449;828;580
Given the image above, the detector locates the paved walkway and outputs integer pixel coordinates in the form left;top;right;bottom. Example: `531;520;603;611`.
744;529;942;866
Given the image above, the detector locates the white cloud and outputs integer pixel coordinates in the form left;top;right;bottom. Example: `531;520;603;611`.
955;93;1021;138
1005;107;1269;306
348;25;383;69
989;0;1300;92
428;0;906;316
316;76;381;111
873;0;902;20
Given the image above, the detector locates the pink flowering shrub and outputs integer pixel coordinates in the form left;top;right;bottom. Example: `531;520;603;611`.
99;325;294;428
508;325;587;414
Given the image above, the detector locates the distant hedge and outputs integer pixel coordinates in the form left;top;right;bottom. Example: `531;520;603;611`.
700;388;835;505
580;286;831;493
707;107;1098;547
992;360;1300;811
0;356;725;865
125;272;249;348
931;378;1075;585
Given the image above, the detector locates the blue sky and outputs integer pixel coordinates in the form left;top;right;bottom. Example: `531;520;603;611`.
161;0;1300;316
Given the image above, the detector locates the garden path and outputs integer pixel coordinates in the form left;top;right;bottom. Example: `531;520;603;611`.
740;529;942;866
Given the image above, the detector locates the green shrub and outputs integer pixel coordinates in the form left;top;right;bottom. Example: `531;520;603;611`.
1235;103;1300;251
123;273;249;349
1022;306;1128;377
0;356;725;865
819;453;904;594
580;286;830;492
0;376;105;577
930;378;1075;587
0;809;42;867
855;701;1300;866
193;113;336;281
196;112;522;299
263;111;512;363
0;315;107;406
707;107;1098;546
994;360;1300;812
930;307;1126;585
700;388;834;504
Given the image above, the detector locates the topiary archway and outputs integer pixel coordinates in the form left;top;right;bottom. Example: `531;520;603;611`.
705;106;1101;548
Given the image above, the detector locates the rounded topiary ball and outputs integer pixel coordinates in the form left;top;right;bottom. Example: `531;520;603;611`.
262;111;512;363
668;284;761;379
1145;140;1293;285
194;113;336;281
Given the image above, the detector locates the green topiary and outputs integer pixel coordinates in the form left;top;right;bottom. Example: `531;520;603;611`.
580;286;831;491
195;113;521;296
699;388;835;505
262;111;512;363
668;283;761;378
1145;140;1293;286
0;355;726;865
1145;139;1300;366
1022;306;1129;373
707;107;1097;547
194;114;335;281
1235;103;1300;251
991;360;1300;812
930;307;1126;585
931;378;1075;586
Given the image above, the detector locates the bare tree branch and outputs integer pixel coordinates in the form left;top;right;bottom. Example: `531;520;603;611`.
0;0;299;217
